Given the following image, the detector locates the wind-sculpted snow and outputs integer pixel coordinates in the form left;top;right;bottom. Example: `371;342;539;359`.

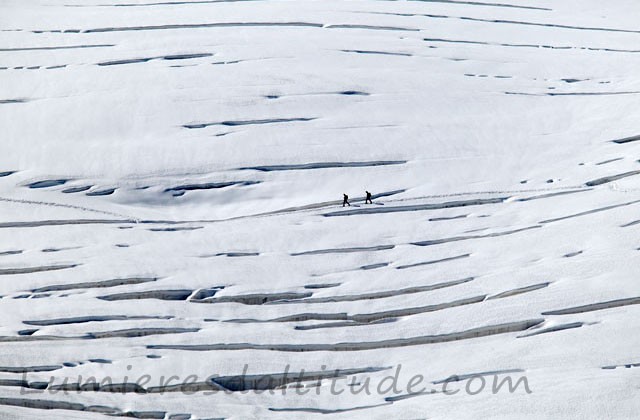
239;160;406;172
602;362;640;370
411;225;541;246
431;368;526;384
0;264;78;275
23;315;173;326
0;328;199;342
82;22;325;33
539;200;640;223
0;219;131;228
584;170;640;186
183;117;316;129
303;282;341;289
291;244;394;256
269;403;392;414
487;282;550;300
31;277;157;293
0;44;114;52
207;251;260;257
148;226;203;231
41;366;390;394
518;322;584;338
0;99;28;104
429;214;468;221
148;319;545;352
611;134;640;144
97;53;213;66
381;0;550;11
323;197;508;217
424;37;640;54
2;0;639;418
27;179;68;189
86;188;116;196
271;277;474;305
378;11;640;34
563;250;583;258
620;219;640;228
0;366;62;373
62;185;92;193
541;297;640;315
225;291;488;326
198;291;312;305
294;318;397;331
341;49;413;57
595;157;623;166
515;189;589;202
359;262;389;270
395;253;471;269
0;397;169;418
98;289;198;301
505;91;640;97
0;250;22;256
164;181;259;192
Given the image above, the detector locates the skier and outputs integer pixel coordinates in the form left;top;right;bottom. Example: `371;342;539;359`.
343;193;350;207
365;190;373;204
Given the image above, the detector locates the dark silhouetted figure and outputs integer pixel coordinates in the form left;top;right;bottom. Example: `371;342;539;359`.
365;191;373;204
343;194;350;207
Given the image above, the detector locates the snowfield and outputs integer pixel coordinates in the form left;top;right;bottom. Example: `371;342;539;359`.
1;0;639;418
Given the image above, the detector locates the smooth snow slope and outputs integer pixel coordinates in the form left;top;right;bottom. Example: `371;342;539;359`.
1;0;639;418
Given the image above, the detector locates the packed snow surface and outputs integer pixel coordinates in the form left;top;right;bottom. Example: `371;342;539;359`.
1;0;640;418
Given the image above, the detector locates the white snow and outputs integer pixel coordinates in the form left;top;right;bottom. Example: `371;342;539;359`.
1;0;639;418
